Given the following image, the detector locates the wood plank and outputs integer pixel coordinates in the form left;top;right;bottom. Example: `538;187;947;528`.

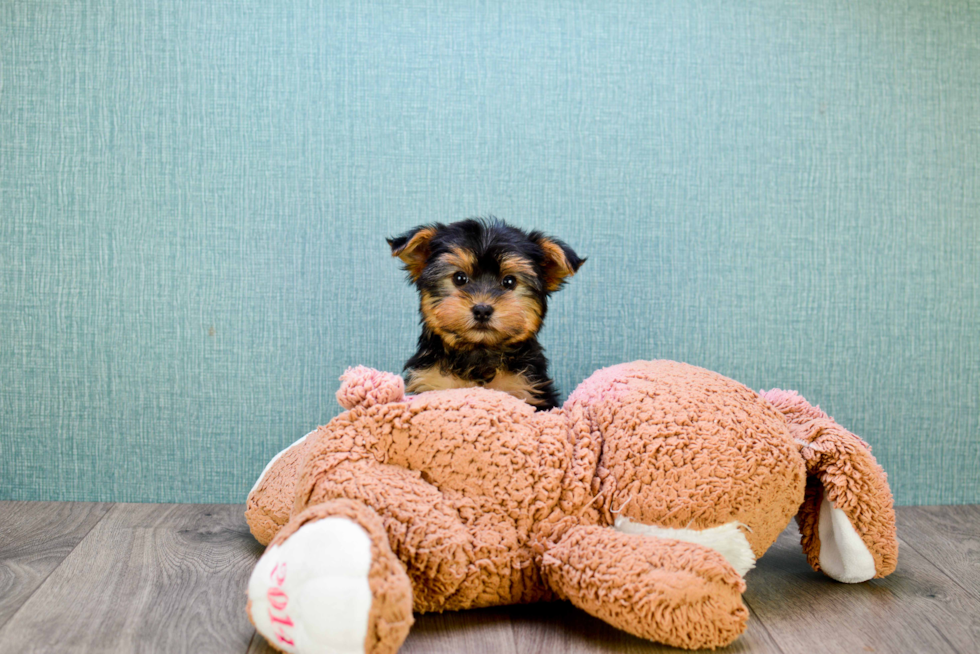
894;505;980;600
0;503;263;654
742;518;980;654
382;608;517;654
0;501;112;630
6;502;978;654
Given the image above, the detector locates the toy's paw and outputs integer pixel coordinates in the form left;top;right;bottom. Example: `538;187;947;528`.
248;517;374;653
248;502;414;654
337;366;405;410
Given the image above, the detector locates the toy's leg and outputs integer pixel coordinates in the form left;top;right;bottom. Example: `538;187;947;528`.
761;389;899;582
246;430;316;546
540;525;748;650
247;499;413;654
297;458;475;611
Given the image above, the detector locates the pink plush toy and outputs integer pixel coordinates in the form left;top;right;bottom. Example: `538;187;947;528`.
245;361;898;653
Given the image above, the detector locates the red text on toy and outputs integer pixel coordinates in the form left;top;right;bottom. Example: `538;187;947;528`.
268;562;295;646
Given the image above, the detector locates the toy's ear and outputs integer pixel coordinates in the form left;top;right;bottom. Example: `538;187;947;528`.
761;389;898;583
337;366;406;410
387;225;438;282
531;232;585;292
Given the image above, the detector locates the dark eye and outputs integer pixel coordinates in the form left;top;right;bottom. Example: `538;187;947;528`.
452;271;468;287
501;275;517;290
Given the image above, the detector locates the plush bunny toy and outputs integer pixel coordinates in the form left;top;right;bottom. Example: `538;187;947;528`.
245;361;897;653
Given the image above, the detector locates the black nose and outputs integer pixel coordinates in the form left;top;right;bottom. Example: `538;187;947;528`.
472;304;494;323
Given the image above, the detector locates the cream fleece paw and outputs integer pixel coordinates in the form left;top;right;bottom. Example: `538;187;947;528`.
614;517;757;578
817;496;877;583
248;517;374;654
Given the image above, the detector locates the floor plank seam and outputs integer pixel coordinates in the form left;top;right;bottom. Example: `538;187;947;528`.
925;617;963;654
895;534;980;603
503;613;520;654
740;595;788;654
245;629;258;653
0;502;117;641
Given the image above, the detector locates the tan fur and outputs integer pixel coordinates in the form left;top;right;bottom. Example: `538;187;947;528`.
420;283;540;348
486;370;549;405
407;366;549;407
421;292;504;348
391;227;437;281
498;254;537;279
492;289;542;341
419;289;476;348
538;238;576;291
405;366;472;393
442;247;476;274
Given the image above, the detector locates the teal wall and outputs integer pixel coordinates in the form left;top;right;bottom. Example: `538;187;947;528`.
1;1;977;506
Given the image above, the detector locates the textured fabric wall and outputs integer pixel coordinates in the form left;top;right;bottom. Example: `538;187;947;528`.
1;1;977;505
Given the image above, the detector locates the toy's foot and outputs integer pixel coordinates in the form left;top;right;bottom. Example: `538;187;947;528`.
247;500;414;654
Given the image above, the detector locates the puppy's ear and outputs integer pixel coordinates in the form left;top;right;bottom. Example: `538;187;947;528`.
532;233;585;292
387;225;438;282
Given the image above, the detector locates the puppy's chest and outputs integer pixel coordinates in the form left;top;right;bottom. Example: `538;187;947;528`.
407;365;544;404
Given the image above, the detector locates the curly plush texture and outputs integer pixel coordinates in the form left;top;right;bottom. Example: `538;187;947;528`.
246;360;899;652
542;525;749;649
760;389;899;578
336;366;406;410
246;435;313;546
565;361;805;556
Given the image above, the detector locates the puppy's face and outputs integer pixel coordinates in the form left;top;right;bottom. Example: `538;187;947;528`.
388;219;584;349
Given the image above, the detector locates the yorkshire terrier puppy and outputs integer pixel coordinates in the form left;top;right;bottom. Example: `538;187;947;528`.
388;218;584;410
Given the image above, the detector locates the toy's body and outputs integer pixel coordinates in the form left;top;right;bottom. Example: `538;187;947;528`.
246;361;897;653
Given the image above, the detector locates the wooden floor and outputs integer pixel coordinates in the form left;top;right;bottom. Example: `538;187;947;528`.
0;504;977;654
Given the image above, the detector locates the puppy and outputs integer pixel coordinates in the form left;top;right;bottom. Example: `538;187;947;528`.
387;217;584;410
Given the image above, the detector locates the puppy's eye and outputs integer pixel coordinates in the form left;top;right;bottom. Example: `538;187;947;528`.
501;275;517;290
452;271;468;287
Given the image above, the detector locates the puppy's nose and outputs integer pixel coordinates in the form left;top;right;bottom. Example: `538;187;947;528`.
472;304;494;323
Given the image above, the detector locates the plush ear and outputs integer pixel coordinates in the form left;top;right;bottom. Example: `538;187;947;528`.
531;232;585;292
387;225;438;282
761;389;898;583
337;366;406;410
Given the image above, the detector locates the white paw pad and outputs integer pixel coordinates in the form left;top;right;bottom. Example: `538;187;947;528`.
248;517;374;653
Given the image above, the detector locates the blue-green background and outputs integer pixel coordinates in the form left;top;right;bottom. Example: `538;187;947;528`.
2;1;977;505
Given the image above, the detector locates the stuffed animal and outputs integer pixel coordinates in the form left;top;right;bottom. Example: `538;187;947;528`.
245;361;898;653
